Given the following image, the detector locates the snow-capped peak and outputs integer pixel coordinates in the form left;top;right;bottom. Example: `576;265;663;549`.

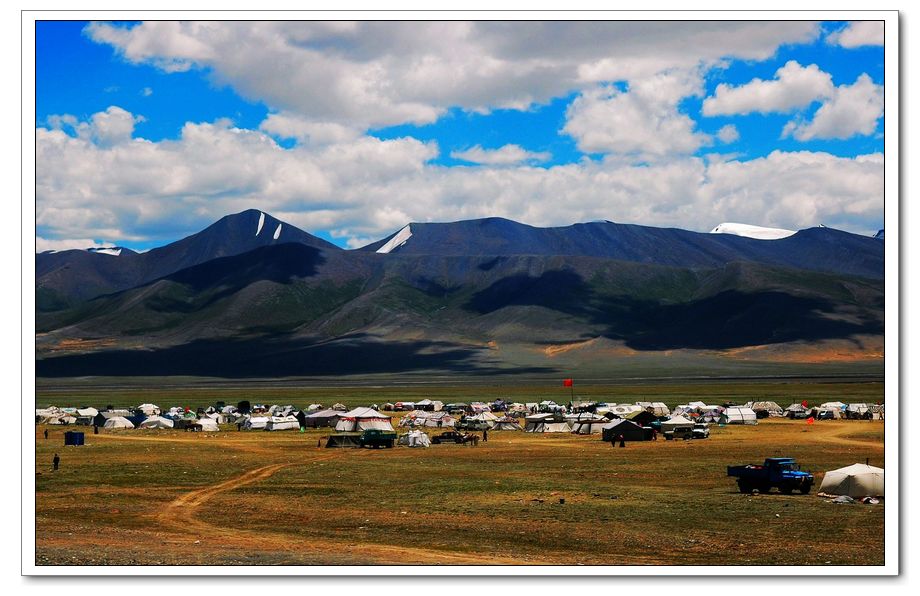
709;222;795;240
376;225;413;254
256;212;265;236
87;247;123;256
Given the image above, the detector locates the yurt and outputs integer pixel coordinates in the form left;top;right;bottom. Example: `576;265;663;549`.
304;409;342;428
491;416;523;431
335;407;394;432
398;429;431;448
819;464;884;497
749;401;784;417
103;416;135;429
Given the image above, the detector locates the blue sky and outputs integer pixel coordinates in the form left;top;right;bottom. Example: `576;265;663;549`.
34;20;886;251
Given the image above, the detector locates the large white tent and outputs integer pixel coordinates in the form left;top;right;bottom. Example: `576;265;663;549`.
335;407;394;432
265;415;300;431
819;463;884;497
660;415;694;430
197;417;220;432
138;416;174;429
720;407;758;425
103;416;135;429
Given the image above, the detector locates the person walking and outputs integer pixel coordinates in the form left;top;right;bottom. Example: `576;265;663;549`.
618;435;626;448
43;429;48;440
483;428;488;442
93;425;99;435
52;453;60;471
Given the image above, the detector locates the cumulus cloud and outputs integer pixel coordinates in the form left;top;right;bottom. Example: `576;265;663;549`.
563;71;709;160
84;21;819;129
47;105;144;147
827;21;884;48
35;115;883;249
702;60;835;116
716;124;740;144
451;144;550;165
782;74;883;141
259;112;362;146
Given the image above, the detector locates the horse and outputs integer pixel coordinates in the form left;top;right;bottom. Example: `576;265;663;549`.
460;433;479;447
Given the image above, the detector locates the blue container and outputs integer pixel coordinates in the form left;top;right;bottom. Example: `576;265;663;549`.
63;431;85;446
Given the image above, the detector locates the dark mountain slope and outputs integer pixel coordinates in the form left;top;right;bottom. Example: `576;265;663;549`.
360;218;883;279
36;210;339;307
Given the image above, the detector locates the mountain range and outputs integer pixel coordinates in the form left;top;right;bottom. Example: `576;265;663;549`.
35;210;885;378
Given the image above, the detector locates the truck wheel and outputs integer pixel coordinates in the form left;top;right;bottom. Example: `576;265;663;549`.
780;484;794;495
800;483;812;495
738;481;753;494
759;484;771;494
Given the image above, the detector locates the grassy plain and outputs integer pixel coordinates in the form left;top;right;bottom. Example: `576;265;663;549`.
34;380;885;567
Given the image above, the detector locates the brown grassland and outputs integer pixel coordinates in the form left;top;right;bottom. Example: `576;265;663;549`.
34;380;885;567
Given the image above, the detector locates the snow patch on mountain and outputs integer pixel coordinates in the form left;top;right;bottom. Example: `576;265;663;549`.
376;225;413;254
87;247;122;256
273;223;282;240
256;212;265;236
710;222;796;240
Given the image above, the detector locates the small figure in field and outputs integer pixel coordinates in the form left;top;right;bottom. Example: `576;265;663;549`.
52;453;60;471
317;438;322;448
43;429;48;440
437;419;443;428
483;428;488;442
93;425;99;435
652;429;658;441
618;435;626;448
237;422;242;431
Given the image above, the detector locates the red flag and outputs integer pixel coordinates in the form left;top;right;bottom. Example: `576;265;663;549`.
563;378;573;387
801;400;808;408
806;417;815;425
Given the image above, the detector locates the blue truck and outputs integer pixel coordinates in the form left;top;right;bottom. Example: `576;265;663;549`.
727;457;814;494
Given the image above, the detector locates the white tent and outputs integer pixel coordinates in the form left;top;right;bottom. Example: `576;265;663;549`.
243;416;269;430
749;401;784;417
138;416;174;429
399;429;431;448
265;415;300;431
197;417;220;432
76;407;99;417
491;417;523;431
305;403;323;411
660;415;694;430
524;414;571;433
569;416;609;435
819;463;884;497
820;401;847;410
720;407;758;425
636;402;670;416
137;403;161;416
335;407;394;432
103;416;135;429
609;404;642;417
47;415;77;425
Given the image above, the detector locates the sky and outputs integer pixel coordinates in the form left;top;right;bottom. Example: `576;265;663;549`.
34;20;885;252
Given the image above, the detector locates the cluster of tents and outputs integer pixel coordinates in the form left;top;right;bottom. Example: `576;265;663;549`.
785;402;884;420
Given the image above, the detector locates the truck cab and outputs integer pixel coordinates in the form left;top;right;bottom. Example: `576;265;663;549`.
727;457;814;494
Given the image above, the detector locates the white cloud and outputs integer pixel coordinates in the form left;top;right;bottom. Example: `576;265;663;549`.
48;105;144;147
782;74;883;141
141;87;153;97
84;21;819;129
259;112;362;146
35;237;116;253
36;114;884;248
451;144;550;165
702;60;835;116
563;71;709;160
827;21;884;48
716;124;740;144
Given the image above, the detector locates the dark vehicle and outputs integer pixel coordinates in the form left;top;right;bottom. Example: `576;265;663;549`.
358;429;397;449
432;431;465;444
727;458;814;494
457;419;489;431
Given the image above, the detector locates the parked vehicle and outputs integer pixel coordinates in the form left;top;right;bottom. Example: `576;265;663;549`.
358;429;397;449
727;457;814;494
432;431;465;444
